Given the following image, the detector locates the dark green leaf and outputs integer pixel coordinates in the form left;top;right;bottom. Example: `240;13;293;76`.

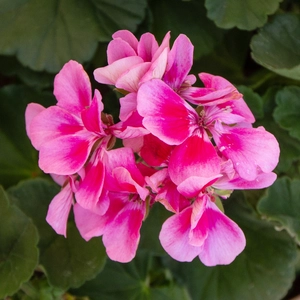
150;0;223;59
251;14;300;80
0;0;147;73
8;178;107;290
273;86;300;141
258;177;300;245
0;186;39;298
165;193;297;300
0;85;55;187
205;0;282;30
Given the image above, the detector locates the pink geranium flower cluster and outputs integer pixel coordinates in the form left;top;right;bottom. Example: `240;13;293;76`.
25;30;279;266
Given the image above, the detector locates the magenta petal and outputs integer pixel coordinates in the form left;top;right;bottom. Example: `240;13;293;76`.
54;60;92;115
159;206;201;262
103;201;145;263
137;79;198;145
169;131;221;185
74;203;107;241
198;200;246;266
46;183;73;237
107;39;137;64
94;56;144;85
163;34;194;90
137;32;159;62
38;133;95;175
29;106;83;150
217;127;280;180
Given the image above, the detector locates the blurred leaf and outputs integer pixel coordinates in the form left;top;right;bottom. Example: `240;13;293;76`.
0;186;39;298
258;177;300;245
205;0;282;30
71;250;190;300
237;85;264;119
164;193;297;300
0;55;54;89
0;85;55;187
273;86;300;141
150;0;223;59
251;14;300;80
8;178;107;290
0;0;147;73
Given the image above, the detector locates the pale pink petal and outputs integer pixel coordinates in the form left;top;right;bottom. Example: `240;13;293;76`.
29;106;83;150
123;136;144;153
107;39;137;64
94;56;144;85
163;34;194;90
46;182;73;237
151;31;170;62
198;200;246;266
38;133;96;175
169;131;221;185
159;206;201;262
137;79;198;145
119;93;137;121
116;62;151;92
73;203;107;241
103;201;145;263
81;90;105;135
112;30;139;52
25;103;46;140
137;32;159;62
216;127;280;181
54;60;92;115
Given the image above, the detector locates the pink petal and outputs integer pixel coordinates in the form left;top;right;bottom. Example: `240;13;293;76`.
38;133;96;175
137;79;198;145
103;201;145;263
119;93;137;121
107;39;137;64
94;56;144;85
217;127;280;181
46;182;73;237
159;206;201;262
54;60;92;116
73;203;107;241
163;34;194;90
29;106;83;150
112;30;139;52
152;31;171;62
198;200;246;266
169;131;221;185
137;32;159;62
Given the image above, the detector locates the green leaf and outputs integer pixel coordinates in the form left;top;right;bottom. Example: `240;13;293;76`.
258;177;300;245
71;250;190;300
0;85;54;187
251;14;300;80
165;193;297;300
150;0;223;59
237;85;264;120
0;186;39;298
205;0;282;30
0;0;147;73
273;86;300;141
8;178;107;290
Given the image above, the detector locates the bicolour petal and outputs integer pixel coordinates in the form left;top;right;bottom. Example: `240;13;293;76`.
38;132;96;175
198;200;246;266
169;131;221;185
28;106;83;150
73;203;107;241
163;34;194;91
137;79;198;145
216;127;280;181
54;60;92;115
103;201;145;263
159;206;201;262
94;56;144;85
46;182;73;237
107;39;137;64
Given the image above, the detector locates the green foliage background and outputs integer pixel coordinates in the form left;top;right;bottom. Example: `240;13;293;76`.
0;0;300;299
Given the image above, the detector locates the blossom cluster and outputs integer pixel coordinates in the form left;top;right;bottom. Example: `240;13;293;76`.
25;30;279;266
